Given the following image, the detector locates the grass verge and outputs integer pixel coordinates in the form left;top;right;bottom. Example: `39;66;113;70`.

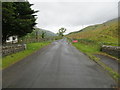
72;42;120;81
2;42;50;69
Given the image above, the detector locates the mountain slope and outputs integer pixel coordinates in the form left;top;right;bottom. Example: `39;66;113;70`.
35;28;57;37
67;18;118;45
26;28;57;38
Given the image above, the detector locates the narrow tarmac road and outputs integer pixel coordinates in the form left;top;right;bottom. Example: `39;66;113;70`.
3;39;116;88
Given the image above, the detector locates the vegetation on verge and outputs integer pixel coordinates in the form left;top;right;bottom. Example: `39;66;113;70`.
72;42;100;54
71;41;120;81
2;42;50;69
66;18;119;80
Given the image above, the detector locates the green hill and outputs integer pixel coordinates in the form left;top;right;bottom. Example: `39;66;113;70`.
34;28;57;37
25;27;57;38
67;18;118;45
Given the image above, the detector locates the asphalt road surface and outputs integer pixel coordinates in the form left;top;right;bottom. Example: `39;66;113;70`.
3;39;116;88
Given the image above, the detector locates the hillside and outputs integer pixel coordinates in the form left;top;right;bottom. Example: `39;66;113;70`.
67;18;118;45
25;28;57;38
35;28;57;37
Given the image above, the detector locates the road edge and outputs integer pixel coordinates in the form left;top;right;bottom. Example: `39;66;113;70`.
2;43;53;70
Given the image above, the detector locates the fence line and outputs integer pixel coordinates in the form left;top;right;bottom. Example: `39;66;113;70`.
2;44;26;57
2;37;60;57
101;45;120;58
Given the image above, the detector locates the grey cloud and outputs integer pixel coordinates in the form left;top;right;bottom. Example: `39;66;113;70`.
30;1;118;34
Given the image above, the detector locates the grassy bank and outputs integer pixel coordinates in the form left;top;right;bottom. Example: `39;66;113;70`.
2;42;50;69
72;42;100;62
67;18;118;46
72;42;100;54
72;42;120;81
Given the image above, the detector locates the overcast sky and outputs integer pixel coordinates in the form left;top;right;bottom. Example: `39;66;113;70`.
28;0;119;34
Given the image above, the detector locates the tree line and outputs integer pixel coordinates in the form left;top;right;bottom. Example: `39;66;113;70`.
2;2;38;43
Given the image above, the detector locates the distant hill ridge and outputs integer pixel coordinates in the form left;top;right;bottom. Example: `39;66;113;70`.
68;18;118;35
34;28;57;37
67;18;118;44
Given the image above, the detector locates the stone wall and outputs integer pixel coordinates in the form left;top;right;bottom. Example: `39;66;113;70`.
101;45;120;58
2;44;26;57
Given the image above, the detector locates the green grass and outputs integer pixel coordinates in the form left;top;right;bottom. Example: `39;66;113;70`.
2;42;50;69
72;42;100;54
67;18;118;46
67;18;119;81
72;42;120;81
72;42;101;62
